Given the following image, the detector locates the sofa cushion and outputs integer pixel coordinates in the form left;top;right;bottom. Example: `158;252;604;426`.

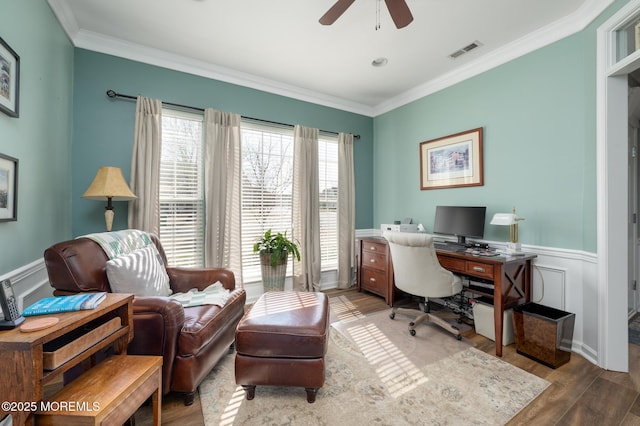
106;245;172;297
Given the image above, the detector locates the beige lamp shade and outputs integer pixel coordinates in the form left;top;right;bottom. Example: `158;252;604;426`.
82;166;137;200
82;167;136;231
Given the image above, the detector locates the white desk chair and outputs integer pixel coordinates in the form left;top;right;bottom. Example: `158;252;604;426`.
383;231;463;339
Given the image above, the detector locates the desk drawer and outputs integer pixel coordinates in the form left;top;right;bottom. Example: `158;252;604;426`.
362;250;387;272
362;240;387;254
438;256;466;274
465;261;494;280
360;268;388;297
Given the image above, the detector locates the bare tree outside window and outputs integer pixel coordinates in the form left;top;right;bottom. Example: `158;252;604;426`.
240;127;295;281
159;111;205;267
158;114;340;282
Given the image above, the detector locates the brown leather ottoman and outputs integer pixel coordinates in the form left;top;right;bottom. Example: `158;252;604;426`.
234;291;329;403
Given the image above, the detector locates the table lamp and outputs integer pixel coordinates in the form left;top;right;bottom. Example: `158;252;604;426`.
490;208;524;253
82;166;137;231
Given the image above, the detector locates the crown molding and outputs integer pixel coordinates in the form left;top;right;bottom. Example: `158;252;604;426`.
75;30;376;116
47;0;79;39
46;0;375;116
48;0;613;118
372;0;615;116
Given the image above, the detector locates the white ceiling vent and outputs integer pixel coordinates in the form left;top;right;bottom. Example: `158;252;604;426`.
448;41;483;59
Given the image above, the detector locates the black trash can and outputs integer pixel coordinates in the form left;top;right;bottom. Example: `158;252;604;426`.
512;302;575;369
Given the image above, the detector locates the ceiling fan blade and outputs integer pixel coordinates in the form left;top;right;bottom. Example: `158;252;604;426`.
384;0;414;29
319;0;356;25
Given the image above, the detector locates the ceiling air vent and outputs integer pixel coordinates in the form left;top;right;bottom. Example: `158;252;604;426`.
448;40;483;59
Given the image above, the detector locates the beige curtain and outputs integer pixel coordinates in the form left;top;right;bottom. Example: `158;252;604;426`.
128;96;162;234
292;125;321;291
203;108;243;285
337;133;356;288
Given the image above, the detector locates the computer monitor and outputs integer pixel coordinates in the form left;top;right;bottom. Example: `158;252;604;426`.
433;206;486;245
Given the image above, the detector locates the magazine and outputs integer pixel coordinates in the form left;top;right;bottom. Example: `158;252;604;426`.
22;292;107;316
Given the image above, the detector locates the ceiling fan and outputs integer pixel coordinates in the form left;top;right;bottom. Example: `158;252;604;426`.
319;0;414;29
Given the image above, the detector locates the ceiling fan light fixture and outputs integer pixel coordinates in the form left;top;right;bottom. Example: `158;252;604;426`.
372;57;388;67
320;0;413;29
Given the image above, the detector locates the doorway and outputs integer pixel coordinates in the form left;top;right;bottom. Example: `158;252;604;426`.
596;1;640;372
629;78;640;318
627;80;640;320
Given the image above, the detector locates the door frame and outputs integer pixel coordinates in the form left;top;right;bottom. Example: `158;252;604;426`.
596;0;640;372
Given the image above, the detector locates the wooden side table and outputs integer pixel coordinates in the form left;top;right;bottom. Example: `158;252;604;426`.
36;355;162;425
0;293;162;425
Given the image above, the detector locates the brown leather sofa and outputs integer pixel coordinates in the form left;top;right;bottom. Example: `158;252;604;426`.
43;234;246;405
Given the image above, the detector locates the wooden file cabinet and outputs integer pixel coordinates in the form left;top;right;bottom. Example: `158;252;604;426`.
358;237;395;305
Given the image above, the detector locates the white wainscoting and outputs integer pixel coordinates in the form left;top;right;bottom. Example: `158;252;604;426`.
523;243;599;365
3;233;600;366
355;229;600;366
0;258;53;313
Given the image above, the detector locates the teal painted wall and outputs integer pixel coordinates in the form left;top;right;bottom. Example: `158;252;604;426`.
373;18;603;252
72;50;374;237
0;1;73;274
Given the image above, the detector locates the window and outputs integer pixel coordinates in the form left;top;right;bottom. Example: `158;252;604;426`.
318;137;339;270
239;123;340;282
240;123;295;283
159;109;205;267
158;112;340;280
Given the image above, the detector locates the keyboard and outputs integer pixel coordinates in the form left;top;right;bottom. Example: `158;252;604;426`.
434;242;466;252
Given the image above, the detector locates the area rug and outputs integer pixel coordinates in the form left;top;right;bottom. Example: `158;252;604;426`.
199;310;550;425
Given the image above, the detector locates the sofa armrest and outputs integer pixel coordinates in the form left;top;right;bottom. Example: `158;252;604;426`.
128;296;185;394
166;267;236;293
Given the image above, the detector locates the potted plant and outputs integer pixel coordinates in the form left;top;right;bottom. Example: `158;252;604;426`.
253;229;301;291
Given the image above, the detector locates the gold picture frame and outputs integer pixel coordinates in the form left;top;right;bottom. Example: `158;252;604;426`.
419;127;483;190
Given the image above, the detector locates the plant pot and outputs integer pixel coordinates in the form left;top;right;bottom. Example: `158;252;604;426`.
260;252;288;292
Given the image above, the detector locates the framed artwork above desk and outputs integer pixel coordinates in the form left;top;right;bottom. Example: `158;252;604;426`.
356;236;536;357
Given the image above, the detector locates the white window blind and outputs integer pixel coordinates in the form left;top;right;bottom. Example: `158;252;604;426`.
159;109;205;267
318;136;339;271
158;112;340;278
240;122;295;283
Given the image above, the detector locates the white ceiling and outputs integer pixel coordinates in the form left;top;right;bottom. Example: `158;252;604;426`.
47;0;612;116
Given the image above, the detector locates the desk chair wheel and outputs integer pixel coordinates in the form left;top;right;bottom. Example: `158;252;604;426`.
409;329;416;336
456;334;462;341
389;312;396;320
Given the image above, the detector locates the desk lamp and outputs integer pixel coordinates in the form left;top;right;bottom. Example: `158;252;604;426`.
490;208;524;253
82;166;137;231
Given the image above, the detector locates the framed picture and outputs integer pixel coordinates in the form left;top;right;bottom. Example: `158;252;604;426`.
0;36;20;118
0;153;18;222
419;127;483;190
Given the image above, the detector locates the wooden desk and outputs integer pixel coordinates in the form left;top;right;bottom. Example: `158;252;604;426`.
357;237;536;357
436;249;536;357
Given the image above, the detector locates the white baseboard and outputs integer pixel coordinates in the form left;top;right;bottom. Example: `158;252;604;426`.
2;236;600;368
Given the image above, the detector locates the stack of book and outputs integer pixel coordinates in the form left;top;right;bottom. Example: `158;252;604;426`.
22;292;107;316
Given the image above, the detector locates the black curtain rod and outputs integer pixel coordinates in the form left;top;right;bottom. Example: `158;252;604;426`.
106;90;360;139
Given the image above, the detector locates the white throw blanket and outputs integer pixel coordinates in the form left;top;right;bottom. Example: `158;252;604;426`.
170;281;231;308
79;229;153;259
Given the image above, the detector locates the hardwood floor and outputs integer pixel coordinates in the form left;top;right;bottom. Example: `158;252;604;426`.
134;288;640;425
